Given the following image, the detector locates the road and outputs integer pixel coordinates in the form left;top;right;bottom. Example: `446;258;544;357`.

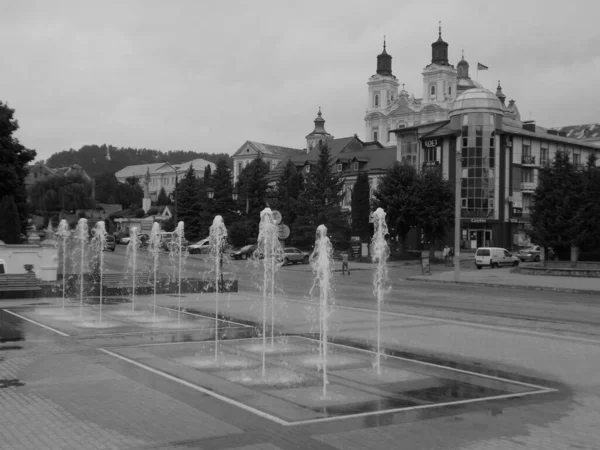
99;244;600;335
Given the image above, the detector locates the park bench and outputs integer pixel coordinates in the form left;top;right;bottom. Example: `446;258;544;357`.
0;273;41;299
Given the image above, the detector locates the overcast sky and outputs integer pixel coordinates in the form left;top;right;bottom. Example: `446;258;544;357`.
3;0;599;162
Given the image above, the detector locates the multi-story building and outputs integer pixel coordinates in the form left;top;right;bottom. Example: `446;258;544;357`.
115;158;215;201
231;141;305;182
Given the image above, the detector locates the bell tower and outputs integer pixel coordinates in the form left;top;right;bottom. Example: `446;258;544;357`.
421;23;457;109
366;37;399;142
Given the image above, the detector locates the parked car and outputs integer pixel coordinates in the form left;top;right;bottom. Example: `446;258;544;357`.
517;245;542;262
474;247;519;269
188;238;210;254
104;235;116;252
281;247;310;265
230;244;257;260
119;236;131;245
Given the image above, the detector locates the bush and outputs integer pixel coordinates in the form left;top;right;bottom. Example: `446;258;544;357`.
579;251;600;262
147;206;159;215
77;211;87;219
134;208;145;218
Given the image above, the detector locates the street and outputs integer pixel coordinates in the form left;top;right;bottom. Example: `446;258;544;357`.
101;244;600;338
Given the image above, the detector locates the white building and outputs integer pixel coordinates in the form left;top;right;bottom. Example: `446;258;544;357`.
115;158;215;201
231;141;305;182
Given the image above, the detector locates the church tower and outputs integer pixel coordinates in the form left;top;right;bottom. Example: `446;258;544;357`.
421;24;457;113
365;38;400;142
305;108;333;152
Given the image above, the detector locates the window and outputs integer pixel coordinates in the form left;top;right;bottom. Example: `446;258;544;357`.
336;163;342;172
449;86;452;96
541;147;549;166
522;168;534;182
238;162;242;174
374;94;379;107
430;84;436;97
523;144;531;157
373;130;378;142
305;165;310;173
353;162;359;170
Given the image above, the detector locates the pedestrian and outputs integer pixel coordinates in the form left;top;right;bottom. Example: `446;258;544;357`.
341;251;350;275
443;245;450;266
448;246;455;266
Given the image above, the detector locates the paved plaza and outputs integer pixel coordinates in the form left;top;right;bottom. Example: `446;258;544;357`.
1;271;600;449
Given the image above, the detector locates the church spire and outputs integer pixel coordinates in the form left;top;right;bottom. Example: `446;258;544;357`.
496;80;506;105
431;21;449;66
376;35;393;76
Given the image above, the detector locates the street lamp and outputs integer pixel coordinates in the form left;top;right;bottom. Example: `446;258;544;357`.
232;188;239;202
162;161;180;226
206;187;215;200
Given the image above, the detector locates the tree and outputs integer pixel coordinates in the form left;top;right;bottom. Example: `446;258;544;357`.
234;156;270;241
156;187;170;206
530;150;583;263
271;160;304;239
203;164;212;186
414;167;454;257
175;164;202;237
94;172;120;204
372;162;419;254
29;173;94;214
574;153;600;252
0;195;21;244
351;171;371;241
0;101;37;233
210;158;236;229
114;176;143;210
293;143;349;248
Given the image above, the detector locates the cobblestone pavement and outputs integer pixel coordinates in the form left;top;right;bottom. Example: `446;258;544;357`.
1;290;600;449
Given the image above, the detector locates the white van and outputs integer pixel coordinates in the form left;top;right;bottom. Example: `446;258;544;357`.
475;247;519;269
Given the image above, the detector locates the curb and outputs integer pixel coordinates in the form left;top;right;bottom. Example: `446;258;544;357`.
405;277;600;296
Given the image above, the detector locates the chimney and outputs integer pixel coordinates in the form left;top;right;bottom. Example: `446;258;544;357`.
547;129;558;135
522;120;536;132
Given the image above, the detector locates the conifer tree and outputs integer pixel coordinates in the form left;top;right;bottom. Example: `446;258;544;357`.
351;171;371;241
272;159;303;233
293;144;349;248
156;187;170;206
0;195;21;244
175;164;202;237
235;156;270;240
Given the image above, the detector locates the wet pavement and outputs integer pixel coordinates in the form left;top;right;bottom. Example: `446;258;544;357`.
0;293;599;449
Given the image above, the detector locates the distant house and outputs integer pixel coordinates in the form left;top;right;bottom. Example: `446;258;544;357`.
115;159;216;201
25;162;91;187
232;141;305;182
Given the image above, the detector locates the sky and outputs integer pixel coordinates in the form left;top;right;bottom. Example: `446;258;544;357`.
2;0;599;162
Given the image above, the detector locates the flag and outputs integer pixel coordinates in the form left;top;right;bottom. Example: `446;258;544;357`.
477;62;489;71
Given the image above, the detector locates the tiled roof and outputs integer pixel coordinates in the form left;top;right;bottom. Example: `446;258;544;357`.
115;163;165;179
233;141;305;158
503;119;600;149
552;124;600;141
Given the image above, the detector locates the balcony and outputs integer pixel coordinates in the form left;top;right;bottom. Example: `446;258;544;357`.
521;155;536;165
521;182;536;192
540;159;550;168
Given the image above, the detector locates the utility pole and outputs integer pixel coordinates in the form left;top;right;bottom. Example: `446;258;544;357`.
454;139;462;282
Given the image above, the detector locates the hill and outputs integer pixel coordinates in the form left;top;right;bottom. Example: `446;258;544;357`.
45;144;233;177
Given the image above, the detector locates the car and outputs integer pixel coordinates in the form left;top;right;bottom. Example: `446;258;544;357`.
230;244;257;260
104;235;116;252
119;236;131;245
188;238;210;254
281;247;310;265
474;247;519;269
517;245;542;262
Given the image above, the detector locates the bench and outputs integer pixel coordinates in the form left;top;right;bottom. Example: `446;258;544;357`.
101;272;152;289
0;274;41;299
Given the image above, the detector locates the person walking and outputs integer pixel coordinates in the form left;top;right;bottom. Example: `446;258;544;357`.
443;245;450;266
341;251;350;275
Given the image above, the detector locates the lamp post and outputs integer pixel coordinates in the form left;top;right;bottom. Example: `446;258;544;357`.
454;142;462;282
162;161;180;226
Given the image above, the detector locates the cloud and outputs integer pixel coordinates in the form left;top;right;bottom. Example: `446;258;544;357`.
2;0;598;161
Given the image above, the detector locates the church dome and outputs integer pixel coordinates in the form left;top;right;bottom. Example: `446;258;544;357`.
449;88;504;117
457;58;469;67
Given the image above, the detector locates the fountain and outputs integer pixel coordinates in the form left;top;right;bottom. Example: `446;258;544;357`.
209;215;228;360
371;207;391;375
168;221;186;324
255;208;284;377
148;223;162;321
55;220;70;309
73;218;89;318
125;226;140;312
310;224;334;398
90;221;108;324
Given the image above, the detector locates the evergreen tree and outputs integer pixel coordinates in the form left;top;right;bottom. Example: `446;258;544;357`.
0;195;21;244
414;167;454;257
271;159;303;237
203;164;212;186
29;173;94;214
0;101;37;233
530;150;583;261
234;156;271;240
574;154;600;251
351;171;371;241
113;176;143;210
175;165;202;237
210;158;236;228
372;162;419;254
94;172;120;203
156;187;170;206
293;144;349;248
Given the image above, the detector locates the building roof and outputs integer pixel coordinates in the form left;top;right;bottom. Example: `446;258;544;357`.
552;124;600;143
502;120;600;149
115;163;165;180
232;140;305;158
154;158;215;174
450;88;504;116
